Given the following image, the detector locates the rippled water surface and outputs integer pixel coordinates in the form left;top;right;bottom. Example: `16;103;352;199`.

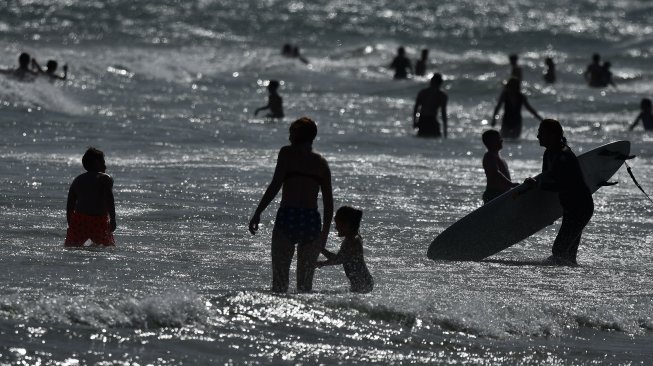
1;0;653;364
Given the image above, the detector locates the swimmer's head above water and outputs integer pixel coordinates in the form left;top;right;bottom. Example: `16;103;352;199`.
334;206;363;237
82;147;107;173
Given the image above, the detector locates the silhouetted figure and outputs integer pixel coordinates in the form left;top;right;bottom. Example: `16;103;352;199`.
482;130;519;203
282;44;293;57
0;52;38;80
248;117;334;293
491;77;543;139
415;49;429;76
316;206;373;293
509;54;522;81
523;119;593;266
65;147;116;247
389;46;412;79
600;61;616;88
584;53;603;87
292;46;309;64
543;57;555;84
413;73;448;138
629;98;653;131
32;59;68;80
254;80;284;119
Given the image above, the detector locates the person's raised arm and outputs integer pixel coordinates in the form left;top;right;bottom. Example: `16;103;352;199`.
629;113;642;131
319;160;333;249
523;96;543;121
31;59;43;73
491;92;505;127
248;149;286;234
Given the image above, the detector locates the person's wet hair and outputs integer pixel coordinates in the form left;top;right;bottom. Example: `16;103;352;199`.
18;53;30;68
289;117;318;145
641;98;652;111
430;73;443;86
82;147;105;172
482;129;501;147
540;119;566;144
336;206;363;233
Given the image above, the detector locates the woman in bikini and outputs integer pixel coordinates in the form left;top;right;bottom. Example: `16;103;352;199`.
248;117;334;293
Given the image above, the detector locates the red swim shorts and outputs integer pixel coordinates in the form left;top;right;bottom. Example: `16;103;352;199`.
64;212;115;247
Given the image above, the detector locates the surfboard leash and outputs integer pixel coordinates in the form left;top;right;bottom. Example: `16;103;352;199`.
624;161;653;204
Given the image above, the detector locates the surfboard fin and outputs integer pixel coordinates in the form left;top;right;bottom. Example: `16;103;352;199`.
598;149;635;160
599;181;618;187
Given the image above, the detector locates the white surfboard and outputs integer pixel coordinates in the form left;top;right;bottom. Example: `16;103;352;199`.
427;141;631;261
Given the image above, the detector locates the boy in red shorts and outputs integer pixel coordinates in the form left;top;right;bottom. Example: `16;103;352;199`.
65;147;116;247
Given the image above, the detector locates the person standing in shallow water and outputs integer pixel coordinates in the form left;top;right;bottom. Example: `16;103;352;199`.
481;130;518;203
412;73;448;138
415;49;429;77
543;57;555;84
315;206;373;293
65;147;116;247
249;117;334;293
509;54;522;81
389;46;412;79
491;77;543;139
584;53;603;87
523;119;594;266
629;98;653;131
254;80;284;119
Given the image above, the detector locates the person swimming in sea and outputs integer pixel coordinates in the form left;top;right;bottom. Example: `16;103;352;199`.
543;57;555;84
523;119;593;266
415;49;429;77
412;73;448;138
0;52;39;80
491;77;543;139
31;58;68;80
248;117;334;293
629;98;653;131
389;46;412;79
254;80;284;119
481;129;519;203
316;206;373;293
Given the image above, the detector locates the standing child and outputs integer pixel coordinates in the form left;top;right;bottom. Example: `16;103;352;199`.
254;80;284;119
65;147;116;247
629;98;653;131
316;206;373;293
482;130;519;203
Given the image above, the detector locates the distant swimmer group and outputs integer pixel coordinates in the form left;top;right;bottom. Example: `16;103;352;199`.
0;52;68;81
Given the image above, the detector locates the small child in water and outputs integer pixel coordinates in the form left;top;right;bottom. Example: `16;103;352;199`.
629;98;653;131
316;206;373;293
254;80;284;119
65;147;116;247
482;129;518;203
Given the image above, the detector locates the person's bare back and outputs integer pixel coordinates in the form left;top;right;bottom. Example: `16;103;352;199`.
68;171;114;216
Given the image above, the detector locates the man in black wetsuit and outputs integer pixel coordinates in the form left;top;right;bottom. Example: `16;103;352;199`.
525;119;594;265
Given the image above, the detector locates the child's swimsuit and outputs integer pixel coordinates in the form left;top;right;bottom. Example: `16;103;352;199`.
275;207;321;244
65;211;115;247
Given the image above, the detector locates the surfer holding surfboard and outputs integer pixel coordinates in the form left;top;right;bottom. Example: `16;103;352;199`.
523;119;594;265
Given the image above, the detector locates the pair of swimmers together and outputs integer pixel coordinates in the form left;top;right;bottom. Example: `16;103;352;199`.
248;117;373;293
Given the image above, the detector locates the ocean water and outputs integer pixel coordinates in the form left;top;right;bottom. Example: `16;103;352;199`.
1;0;653;364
